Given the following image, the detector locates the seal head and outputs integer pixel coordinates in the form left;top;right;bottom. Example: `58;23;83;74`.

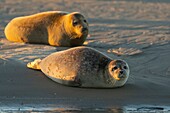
107;60;130;87
64;12;89;46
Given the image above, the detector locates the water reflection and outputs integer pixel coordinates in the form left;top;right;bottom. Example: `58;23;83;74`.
0;107;124;113
0;106;169;113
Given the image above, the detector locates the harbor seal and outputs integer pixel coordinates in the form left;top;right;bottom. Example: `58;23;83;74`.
4;11;88;46
27;46;130;88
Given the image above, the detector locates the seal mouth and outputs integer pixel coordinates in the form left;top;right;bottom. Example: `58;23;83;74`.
118;74;126;79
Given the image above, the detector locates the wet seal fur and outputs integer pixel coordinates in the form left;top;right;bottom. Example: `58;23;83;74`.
27;46;130;88
4;11;88;47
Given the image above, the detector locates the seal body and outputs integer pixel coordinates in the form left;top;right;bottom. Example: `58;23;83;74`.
27;47;130;88
4;11;88;47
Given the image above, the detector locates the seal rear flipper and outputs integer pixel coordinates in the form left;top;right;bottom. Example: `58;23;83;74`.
27;58;41;70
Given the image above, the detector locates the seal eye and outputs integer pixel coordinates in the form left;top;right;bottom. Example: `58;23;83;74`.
123;66;128;69
84;20;87;23
112;66;118;71
73;20;78;26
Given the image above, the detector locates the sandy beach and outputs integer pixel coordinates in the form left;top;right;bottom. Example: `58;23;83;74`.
0;0;170;112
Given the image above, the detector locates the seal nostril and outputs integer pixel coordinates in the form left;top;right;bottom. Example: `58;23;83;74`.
120;70;123;74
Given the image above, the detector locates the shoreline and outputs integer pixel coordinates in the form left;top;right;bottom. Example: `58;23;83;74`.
0;104;169;112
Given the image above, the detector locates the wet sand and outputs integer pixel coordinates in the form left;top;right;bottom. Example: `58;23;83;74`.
0;0;170;112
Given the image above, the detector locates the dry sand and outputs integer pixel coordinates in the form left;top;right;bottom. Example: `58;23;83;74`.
0;0;170;112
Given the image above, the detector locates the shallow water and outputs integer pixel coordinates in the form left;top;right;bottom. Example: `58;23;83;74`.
0;105;170;113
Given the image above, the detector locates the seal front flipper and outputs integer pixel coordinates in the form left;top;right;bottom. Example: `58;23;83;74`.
27;58;41;70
